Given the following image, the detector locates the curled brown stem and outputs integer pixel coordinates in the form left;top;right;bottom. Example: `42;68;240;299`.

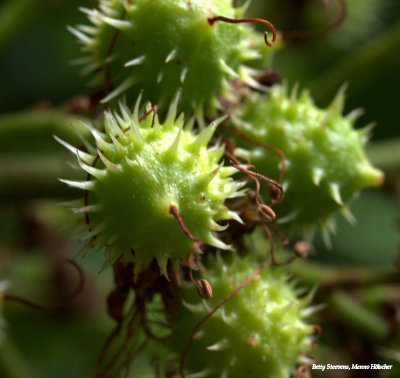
169;205;204;268
231;128;286;184
4;259;85;311
261;223;296;267
283;0;347;42
230;160;283;206
208;16;277;47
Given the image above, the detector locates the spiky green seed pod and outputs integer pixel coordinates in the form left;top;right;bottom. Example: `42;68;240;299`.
171;254;315;378
69;0;271;118
57;93;244;274
232;85;384;241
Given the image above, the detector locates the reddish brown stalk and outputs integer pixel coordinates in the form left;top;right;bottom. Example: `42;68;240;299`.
283;0;346;42
98;305;139;377
179;261;267;377
121;105;158;134
4;260;84;311
208;16;276;47
268;223;290;246
261;223;296;267
230;161;283;206
313;325;322;339
150;105;158;127
231;128;286;184
224;149;256;171
95;322;123;377
169;205;201;244
169;205;203;272
225;150;275;224
105;9;127;94
224;149;241;166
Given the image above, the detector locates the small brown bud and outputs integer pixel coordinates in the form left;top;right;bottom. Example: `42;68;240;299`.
294;241;309;259
258;204;276;222
197;279;213;300
256;70;282;87
269;185;281;202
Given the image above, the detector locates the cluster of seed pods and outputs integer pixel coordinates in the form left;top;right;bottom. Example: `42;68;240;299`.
53;0;385;376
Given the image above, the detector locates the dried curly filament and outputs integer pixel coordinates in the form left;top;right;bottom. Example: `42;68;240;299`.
4;259;85;311
230;161;283;206
208;16;277;47
231;128;286;184
283;0;347;42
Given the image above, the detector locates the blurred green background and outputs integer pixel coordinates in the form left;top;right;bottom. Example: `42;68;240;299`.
0;0;399;377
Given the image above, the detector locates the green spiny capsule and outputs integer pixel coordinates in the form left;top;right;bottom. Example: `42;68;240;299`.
68;0;274;119
171;254;316;378
232;85;384;242
57;93;244;275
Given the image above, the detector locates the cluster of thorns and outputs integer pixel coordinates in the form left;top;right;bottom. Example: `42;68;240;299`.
2;0;350;376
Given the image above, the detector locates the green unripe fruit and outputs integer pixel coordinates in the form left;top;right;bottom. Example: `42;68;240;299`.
172;254;315;377
57;93;243;274
69;0;271;117
232;85;384;240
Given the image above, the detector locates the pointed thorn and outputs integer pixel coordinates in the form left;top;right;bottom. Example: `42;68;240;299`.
109;131;125;153
58;179;94;191
105;112;123;136
191;116;227;152
73;125;96;154
206;339;229;351
77;154;106;179
330;83;348;114
91;128;113;153
204;162;223;182
311;168;324;186
130;92;143;140
193;330;204;340
72;204;100;214
208;235;230;250
329;183;343;205
180;67;188;83
97;148;121;171
346;108;364;122
165;49;177;63
166;89;182;124
300;303;326;318
321;227;332;250
166;124;183;156
209;220;229;232
291;82;300;102
277;210;298;224
185;116;195;132
53;134;95;164
182;300;202;313
67;26;93;44
102;16;133;31
101;77;136;104
341;206;357;226
119;101;132;123
219;59;239;78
